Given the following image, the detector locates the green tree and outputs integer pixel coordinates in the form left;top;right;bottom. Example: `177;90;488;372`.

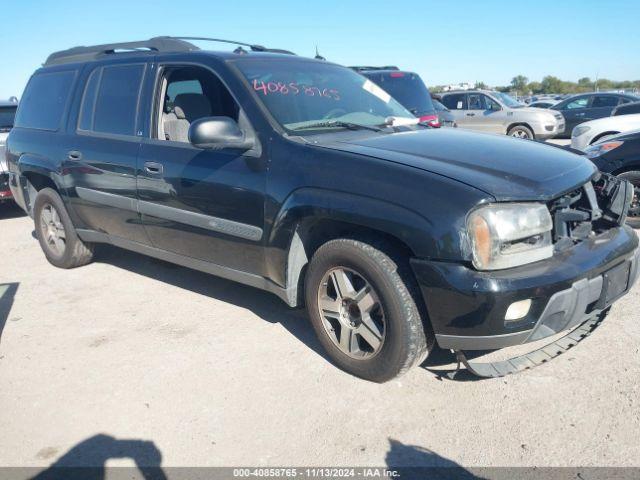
527;81;542;94
540;76;565;93
476;81;488;90
510;75;529;94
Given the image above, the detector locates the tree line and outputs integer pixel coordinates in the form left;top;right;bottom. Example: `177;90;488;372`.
431;76;640;95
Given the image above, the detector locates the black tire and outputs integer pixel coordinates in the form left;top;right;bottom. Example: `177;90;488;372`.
617;171;640;229
305;238;431;382
507;125;534;140
33;187;94;268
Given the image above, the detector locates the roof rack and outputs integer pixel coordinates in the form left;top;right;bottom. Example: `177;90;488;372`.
350;66;400;72
44;36;295;66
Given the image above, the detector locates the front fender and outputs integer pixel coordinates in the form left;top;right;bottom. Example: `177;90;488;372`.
270;187;438;257
264;187;468;305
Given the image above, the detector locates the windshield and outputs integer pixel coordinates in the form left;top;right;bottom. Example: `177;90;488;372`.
0;106;17;130
493;92;524;108
432;98;447;112
235;59;415;133
365;72;436;117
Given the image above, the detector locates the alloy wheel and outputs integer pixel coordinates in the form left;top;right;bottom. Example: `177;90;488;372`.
317;267;386;359
40;203;66;256
511;129;530;139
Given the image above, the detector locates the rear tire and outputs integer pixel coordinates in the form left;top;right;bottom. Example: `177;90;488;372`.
33;187;94;268
305;238;431;382
507;125;534;140
617;171;640;229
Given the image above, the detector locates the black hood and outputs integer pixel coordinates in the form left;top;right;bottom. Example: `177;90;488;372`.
318;128;596;201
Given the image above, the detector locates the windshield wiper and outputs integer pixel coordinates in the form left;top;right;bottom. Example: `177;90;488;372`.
291;120;382;132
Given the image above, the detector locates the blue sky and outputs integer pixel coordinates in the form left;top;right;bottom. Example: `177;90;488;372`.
2;0;639;99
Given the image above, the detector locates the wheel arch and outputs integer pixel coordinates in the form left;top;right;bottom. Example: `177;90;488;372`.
268;188;441;307
16;154;62;214
506;122;535;137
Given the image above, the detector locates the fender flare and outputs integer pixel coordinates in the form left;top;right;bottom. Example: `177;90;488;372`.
267;187;441;306
15;153;62;213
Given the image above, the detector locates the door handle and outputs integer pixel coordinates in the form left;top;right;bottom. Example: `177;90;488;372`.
67;150;83;161
575;113;585;117
144;162;163;175
466;113;475;116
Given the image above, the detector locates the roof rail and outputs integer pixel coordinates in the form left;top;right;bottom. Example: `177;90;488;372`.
44;36;295;66
44;37;197;66
350;66;400;72
163;36;295;55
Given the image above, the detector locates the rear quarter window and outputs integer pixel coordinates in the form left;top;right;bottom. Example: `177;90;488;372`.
14;70;76;130
78;64;146;136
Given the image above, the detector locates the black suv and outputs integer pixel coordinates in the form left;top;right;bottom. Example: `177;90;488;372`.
7;37;640;382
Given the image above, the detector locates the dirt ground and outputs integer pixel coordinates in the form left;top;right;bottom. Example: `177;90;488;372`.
1;203;639;472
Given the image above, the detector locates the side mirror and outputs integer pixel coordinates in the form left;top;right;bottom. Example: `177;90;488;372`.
188;116;254;151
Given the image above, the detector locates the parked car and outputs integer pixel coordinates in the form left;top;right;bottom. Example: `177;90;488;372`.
438;90;564;139
584;129;640;228
432;98;456;127
529;100;558;109
0;100;18;203
570;113;640;151
7;37;639;382
612;101;640;117
552;92;639;137
351;66;440;127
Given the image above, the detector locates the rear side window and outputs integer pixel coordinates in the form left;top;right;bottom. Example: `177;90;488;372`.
14;71;76;130
441;93;466;110
78;64;145;136
592;96;618;108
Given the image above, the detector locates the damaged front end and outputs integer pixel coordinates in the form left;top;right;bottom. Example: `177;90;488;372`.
550;172;635;251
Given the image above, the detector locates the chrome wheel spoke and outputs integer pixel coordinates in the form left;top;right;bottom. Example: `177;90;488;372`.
331;269;355;299
357;315;383;350
53;236;65;252
41;207;53;224
319;295;341;319
355;287;376;314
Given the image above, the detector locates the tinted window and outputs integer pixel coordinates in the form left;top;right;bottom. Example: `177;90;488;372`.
592;96;619;108
14;71;75;130
483;95;501;110
78;68;101;131
613;102;640;116
467;94;483;110
370;72;435;116
442;93;466;110
0;106;17;131
565;97;589;110
87;64;145;136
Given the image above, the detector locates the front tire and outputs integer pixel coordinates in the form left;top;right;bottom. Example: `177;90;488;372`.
508;125;534;140
33;187;94;268
617;171;640;229
305;238;430;382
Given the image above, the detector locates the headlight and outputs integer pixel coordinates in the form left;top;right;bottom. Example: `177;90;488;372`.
583;140;624;159
572;125;591;137
467;203;553;270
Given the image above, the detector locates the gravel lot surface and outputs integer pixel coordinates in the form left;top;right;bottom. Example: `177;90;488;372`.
1;202;639;471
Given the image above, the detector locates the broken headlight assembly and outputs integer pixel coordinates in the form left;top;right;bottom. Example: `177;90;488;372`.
467;203;553;270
